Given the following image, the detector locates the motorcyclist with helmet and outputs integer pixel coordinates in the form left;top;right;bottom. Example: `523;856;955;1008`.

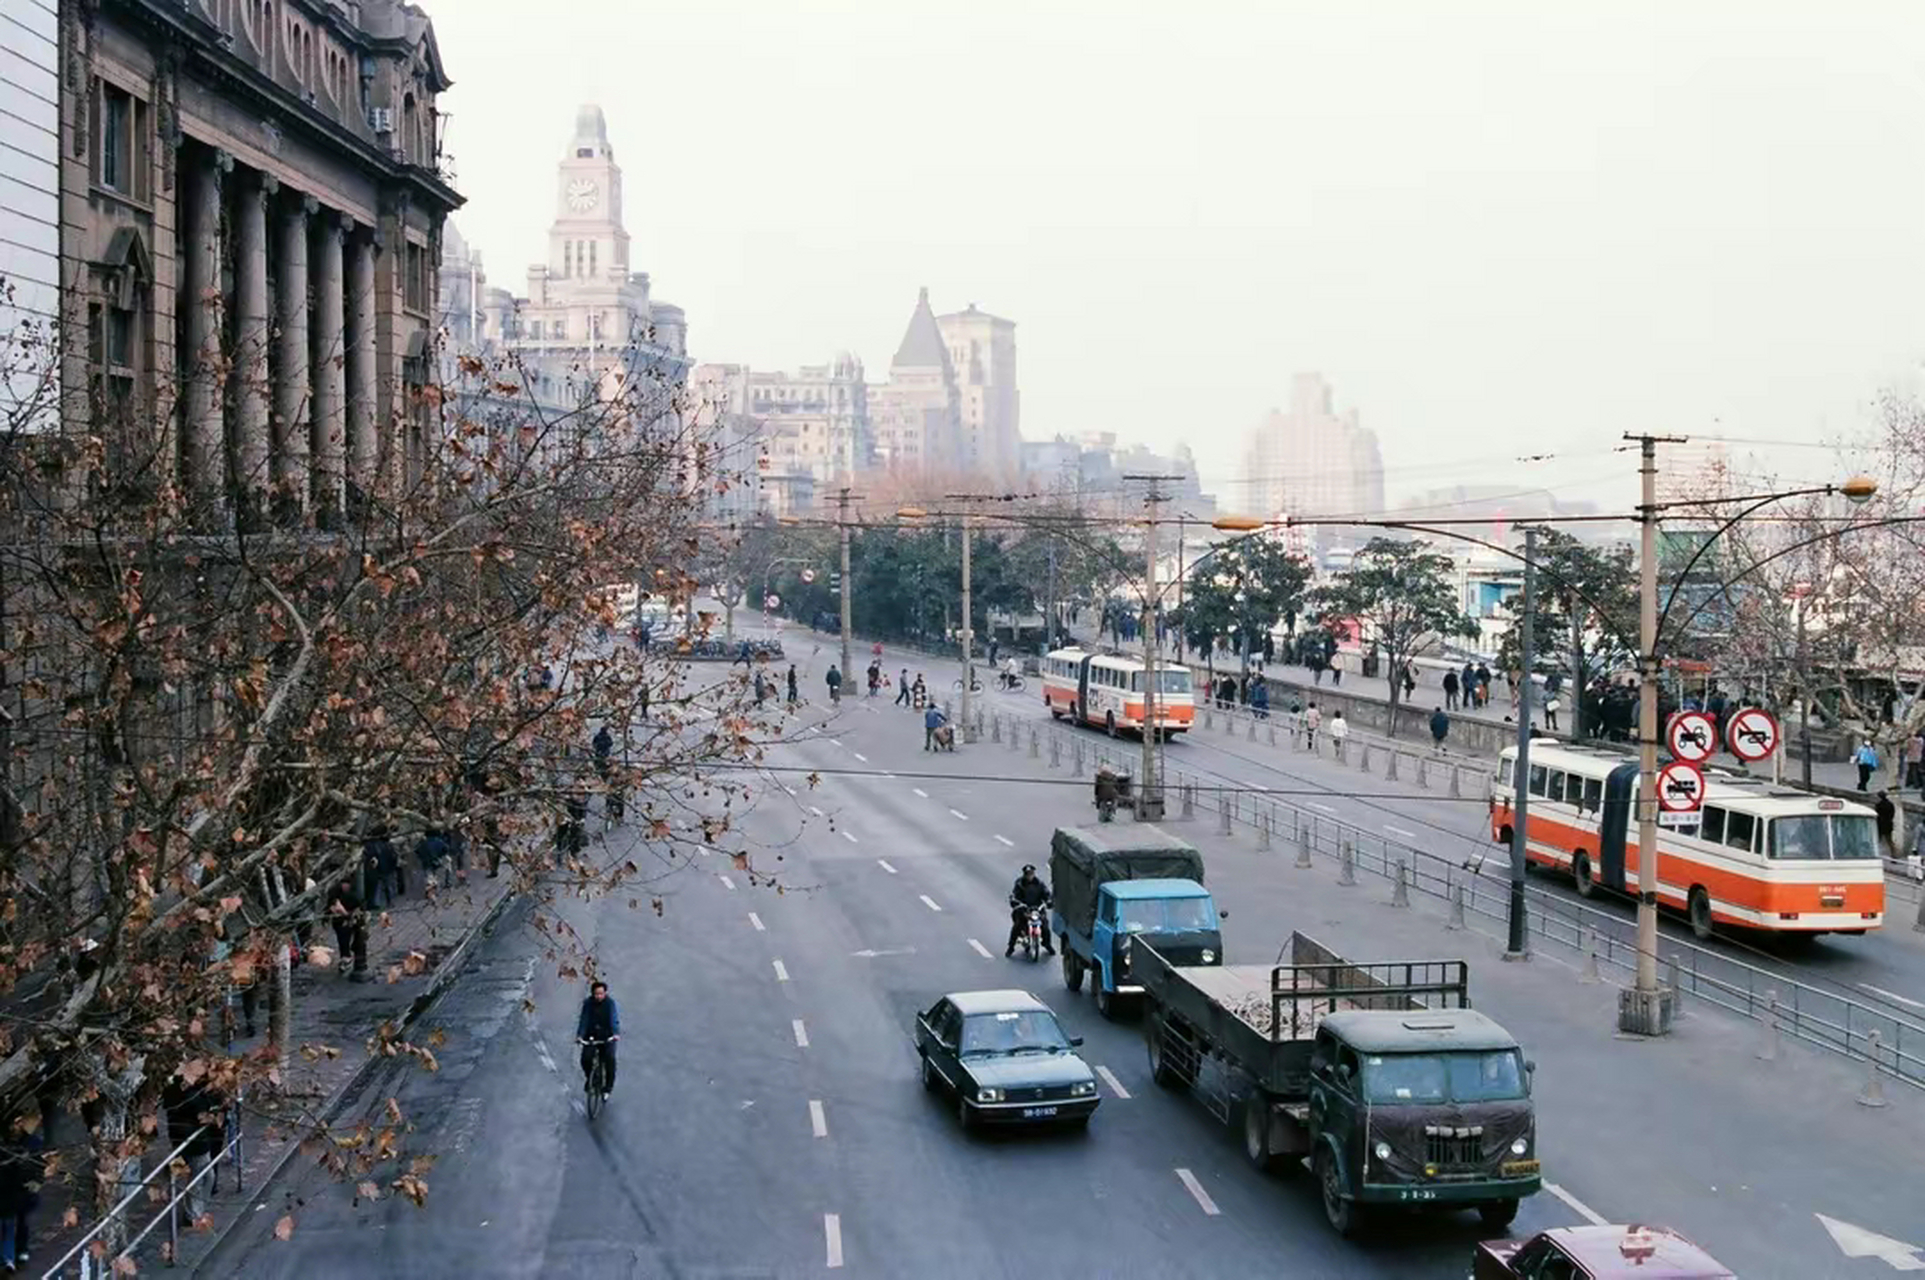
1006;864;1055;957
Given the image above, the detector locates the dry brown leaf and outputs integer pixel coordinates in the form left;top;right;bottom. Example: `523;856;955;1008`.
274;1214;295;1241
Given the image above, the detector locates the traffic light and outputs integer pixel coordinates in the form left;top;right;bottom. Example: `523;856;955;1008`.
829;572;842;596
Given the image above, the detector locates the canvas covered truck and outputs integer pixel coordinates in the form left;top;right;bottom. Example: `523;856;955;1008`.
1049;825;1221;1019
1137;931;1541;1237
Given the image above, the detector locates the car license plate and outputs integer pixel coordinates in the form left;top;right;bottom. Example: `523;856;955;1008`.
1022;1106;1059;1118
1501;1159;1540;1177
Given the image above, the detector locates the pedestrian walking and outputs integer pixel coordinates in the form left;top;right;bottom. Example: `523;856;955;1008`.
163;1076;225;1229
1543;693;1561;733
734;640;753;667
753;672;769;706
0;1126;43;1269
1476;663;1493;708
1442;667;1460;711
825;664;843;704
1401;663;1417;700
895;668;911;707
786;664;799;707
1854;739;1881;791
361;826;399;907
867;661;881;697
1907;732;1924;791
1875;791;1898;858
1304;702;1322;751
414;827;454;890
1329;709;1349;748
1462;662;1478;709
1429;706;1450;749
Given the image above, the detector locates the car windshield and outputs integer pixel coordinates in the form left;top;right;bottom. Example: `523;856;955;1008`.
1769;814;1880;861
1360;1050;1526;1104
959;1010;1071;1057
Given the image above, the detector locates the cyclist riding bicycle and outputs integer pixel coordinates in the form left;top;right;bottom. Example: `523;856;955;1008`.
1000;656;1020;690
576;981;621;1093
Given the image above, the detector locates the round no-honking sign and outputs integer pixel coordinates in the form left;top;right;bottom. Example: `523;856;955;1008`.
1726;708;1780;762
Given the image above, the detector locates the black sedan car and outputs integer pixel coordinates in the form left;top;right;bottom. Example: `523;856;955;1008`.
915;989;1100;1130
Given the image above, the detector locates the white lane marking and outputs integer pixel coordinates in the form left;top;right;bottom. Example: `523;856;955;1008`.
535;1041;558;1074
1859;983;1925;1013
718;873;737;891
994;834;1015;847
1095;1065;1132;1099
877;859;899;874
809;805;825;817
825;1213;844;1269
1306;801;1337;815
1383;825;1417;841
810;1099;829;1138
1175;1168;1221;1216
968;938;993;958
793;1019;810;1048
919;894;944;913
810;725;821;733
949;808;970;821
853;752;869;762
913;787;929;798
1546;1182;1608;1226
772;959;790;982
783;785;797;796
748;912;766;932
829;739;846;750
842;830;859;843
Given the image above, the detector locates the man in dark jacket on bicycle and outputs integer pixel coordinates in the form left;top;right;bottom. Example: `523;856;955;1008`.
1005;865;1055;957
577;982;621;1092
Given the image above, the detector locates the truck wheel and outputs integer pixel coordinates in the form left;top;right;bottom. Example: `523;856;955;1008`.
1573;853;1595;898
1147;1018;1192;1090
1243;1100;1280;1171
1317;1146;1362;1237
1062;948;1084;993
1478;1199;1520;1230
1093;965;1116;1020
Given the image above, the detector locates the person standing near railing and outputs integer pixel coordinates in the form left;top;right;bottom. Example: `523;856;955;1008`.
163;1076;225;1229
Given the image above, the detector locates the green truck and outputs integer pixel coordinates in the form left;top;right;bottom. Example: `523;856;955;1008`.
1136;931;1541;1237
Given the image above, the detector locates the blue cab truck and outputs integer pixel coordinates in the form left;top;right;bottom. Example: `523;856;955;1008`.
1049;825;1222;1019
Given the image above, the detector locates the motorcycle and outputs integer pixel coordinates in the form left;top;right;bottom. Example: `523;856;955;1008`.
1022;905;1046;962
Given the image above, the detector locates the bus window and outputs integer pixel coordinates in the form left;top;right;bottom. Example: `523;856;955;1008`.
1529;765;1547;797
1770;815;1828;860
1831;815;1878;860
1582;778;1603;813
1547;771;1566;804
1699;808;1725;844
1130;673;1142;692
1724;811;1756;854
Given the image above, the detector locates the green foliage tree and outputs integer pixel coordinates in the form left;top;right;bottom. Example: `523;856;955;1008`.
1174;535;1311;678
1493;528;1639;737
1309;537;1479;733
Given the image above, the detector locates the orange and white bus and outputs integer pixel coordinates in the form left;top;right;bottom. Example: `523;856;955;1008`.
1490;742;1885;939
1040;647;1197;738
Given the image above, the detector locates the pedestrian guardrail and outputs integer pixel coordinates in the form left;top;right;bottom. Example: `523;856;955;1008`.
44;1110;243;1279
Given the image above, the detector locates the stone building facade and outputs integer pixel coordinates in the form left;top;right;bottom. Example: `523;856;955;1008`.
1241;373;1385;547
868;286;960;476
936;303;1017;480
55;0;462;528
2;0;61;430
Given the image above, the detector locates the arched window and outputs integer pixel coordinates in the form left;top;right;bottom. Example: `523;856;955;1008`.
401;93;418;162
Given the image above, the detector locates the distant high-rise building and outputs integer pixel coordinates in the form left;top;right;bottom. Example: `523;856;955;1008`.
1242;374;1385;545
937;304;1019;480
869;287;962;476
744;355;870;483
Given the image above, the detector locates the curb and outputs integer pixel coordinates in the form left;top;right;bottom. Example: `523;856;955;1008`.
188;885;519;1272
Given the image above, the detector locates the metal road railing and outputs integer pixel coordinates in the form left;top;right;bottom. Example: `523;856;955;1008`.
43;1109;243;1279
987;706;1925;1094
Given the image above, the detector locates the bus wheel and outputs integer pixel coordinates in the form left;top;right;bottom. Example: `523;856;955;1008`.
1688;887;1715;940
1573;853;1596;898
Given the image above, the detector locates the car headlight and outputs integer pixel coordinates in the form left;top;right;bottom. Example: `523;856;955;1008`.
976;1087;1004;1103
1510;1137;1529;1156
1070;1081;1096;1097
1373;1141;1392;1161
1200;949;1217;963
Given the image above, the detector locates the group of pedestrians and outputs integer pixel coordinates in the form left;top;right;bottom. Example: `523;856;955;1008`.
1208;673;1270;715
1442;662;1495;711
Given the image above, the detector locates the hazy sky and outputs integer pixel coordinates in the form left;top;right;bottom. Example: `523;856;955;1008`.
432;0;1925;515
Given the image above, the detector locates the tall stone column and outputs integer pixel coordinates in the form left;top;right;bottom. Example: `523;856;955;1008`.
346;233;379;510
182;151;230;508
273;194;316;523
311;214;348;527
233;172;274;528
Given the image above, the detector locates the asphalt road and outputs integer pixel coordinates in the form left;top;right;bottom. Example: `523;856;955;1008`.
201;643;1925;1278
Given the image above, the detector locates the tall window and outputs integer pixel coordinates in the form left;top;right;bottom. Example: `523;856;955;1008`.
562;242;572;278
404;242;427;313
589;241;597;276
93;81;150;201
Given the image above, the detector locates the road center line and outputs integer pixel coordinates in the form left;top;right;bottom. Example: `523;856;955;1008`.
829;739;845;750
949;808;970;821
1306;801;1337;815
877;859;898;874
919;894;944;913
772;959;790;982
1859;983;1925;1013
717;873;737;891
912;787;929;798
1175;1168;1221;1216
1095;1065;1132;1099
967;938;992;958
994;834;1015;847
843;830;860;843
793;1019;809;1048
809;805;825;816
853;751;869;762
810;1099;829;1138
748;912;766;932
783;785;797;796
824;1213;844;1269
1545;1182;1608;1226
1383;825;1417;841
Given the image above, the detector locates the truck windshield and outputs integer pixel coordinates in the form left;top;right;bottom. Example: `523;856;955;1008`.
960;1011;1071;1057
1116;898;1215;932
1361;1050;1526;1104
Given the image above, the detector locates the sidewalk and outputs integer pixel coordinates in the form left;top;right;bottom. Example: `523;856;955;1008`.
35;869;515;1276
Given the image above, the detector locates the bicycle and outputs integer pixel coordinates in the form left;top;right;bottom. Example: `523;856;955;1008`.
996;673;1027;693
953;675;984;693
581;1037;614;1118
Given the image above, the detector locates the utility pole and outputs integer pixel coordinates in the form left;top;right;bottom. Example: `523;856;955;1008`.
1127;474;1182;820
959;508;974;739
1507;525;1537;961
837;487;854;687
1045;537;1058;653
1623;433;1687;1035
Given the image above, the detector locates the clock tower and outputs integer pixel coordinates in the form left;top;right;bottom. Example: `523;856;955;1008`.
547;103;630;284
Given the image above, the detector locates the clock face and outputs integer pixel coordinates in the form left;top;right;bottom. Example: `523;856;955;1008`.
566;178;600;213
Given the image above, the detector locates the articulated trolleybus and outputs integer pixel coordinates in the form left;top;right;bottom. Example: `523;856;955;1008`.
1491;742;1884;940
1041;647;1196;738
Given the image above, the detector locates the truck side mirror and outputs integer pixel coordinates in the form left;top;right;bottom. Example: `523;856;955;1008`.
1524;1060;1536;1075
1069;1035;1084;1047
1337;1062;1353;1082
1218;910;1229;920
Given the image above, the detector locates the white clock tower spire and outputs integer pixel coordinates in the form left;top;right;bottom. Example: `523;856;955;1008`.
547;104;629;283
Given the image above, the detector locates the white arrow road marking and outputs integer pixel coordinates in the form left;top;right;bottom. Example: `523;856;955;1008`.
772;959;790;982
793;1019;809;1048
1095;1065;1132;1099
1859;983;1925;1013
1175;1168;1220;1216
1817;1214;1925;1270
1383;825;1417;841
825;1213;844;1269
949;808;970;821
913;788;929;798
717;874;736;890
967;938;993;958
919;894;943;913
877;859;898;874
994;835;1015;847
748;912;766;932
810;1099;828;1138
1545;1182;1608;1227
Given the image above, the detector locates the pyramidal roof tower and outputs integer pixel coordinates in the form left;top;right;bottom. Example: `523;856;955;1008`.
891;287;952;371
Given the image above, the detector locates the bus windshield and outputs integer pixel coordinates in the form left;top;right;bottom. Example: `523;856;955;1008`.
1769;814;1880;861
